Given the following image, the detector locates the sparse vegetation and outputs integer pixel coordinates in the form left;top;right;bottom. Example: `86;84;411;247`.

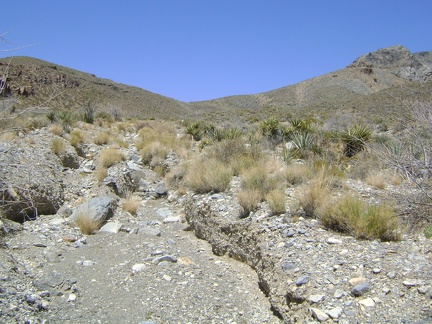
185;158;232;193
99;147;125;168
72;211;103;235
265;189;286;215
50;138;67;155
237;189;261;218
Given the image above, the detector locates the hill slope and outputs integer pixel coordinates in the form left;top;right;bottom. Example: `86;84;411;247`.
0;56;190;120
1;46;431;125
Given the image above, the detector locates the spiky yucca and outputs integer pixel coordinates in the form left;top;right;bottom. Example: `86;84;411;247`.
341;124;372;157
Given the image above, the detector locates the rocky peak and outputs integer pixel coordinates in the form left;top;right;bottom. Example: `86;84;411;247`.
349;45;432;81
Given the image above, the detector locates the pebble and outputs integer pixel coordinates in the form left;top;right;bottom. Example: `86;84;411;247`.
327;238;342;244
67;293;77;302
295;275;310;286
132;264;146;273
359;297;375;307
308;294;325;303
152;255;177;264
403;279;423;287
333;289;344;299
310;308;329;322
351;282;371;297
99;222;123;233
327;306;343;319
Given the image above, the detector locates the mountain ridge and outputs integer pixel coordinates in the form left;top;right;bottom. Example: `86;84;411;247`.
1;45;431;124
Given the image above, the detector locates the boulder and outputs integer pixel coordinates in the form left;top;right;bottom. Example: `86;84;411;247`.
0;142;64;222
69;196;117;224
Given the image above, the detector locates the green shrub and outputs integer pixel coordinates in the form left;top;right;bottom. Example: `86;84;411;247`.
260;116;280;139
185;122;202;141
317;195;400;241
424;225;432;239
341;124;372;157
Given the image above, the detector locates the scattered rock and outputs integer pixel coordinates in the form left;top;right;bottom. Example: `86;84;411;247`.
310;307;329;322
352;282;371;297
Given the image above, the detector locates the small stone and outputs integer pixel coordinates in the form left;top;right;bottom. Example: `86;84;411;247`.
152;255;177;264
349;277;366;286
327;238;342;244
26;294;38;304
403;279;423;287
151;250;164;256
82;260;94;267
132;264;146;273
33;243;47;248
382;287;391;295
359;297;375;307
163;216;181;223
37;300;49;311
372;268;381;274
282;262;296;272
352;282;370;297
327;306;343;319
68;293;77;302
387;271;396;279
418;286;429;294
334;289;344;299
162;274;172;281
310;308;329;322
99;222;123;233
308;294;325;303
295;275;310;286
286;230;296;237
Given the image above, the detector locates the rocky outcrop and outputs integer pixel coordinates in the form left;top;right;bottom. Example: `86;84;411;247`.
350;45;432;81
0;142;64;222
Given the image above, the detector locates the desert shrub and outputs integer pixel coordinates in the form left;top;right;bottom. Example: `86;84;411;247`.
237;189;261;218
317;195;400;241
424;225;432;239
282;163;311;185
140;142;169;167
266;189;286;215
50;138;67;155
69;129;86;148
49;124;63;135
260;116;280;139
99;147;125;168
46;111;56;123
341;124;372;157
93;131;111;145
57;111;75;132
240;165;282;199
299;167;332;217
26;116;48;130
185;158;232;193
73;210;102;235
185;122;202;141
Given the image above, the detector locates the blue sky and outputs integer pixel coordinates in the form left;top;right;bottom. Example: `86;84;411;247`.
1;1;431;102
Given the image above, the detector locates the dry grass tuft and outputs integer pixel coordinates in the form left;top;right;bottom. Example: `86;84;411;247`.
95;167;108;183
185;158;232;193
366;172;386;189
49;124;63;136
282;163;311;185
299;167;332;217
121;194;141;216
0;131;18;141
237;189;262;218
50;138;67;155
266;189;286;215
69;129;86;148
93;131;111;145
73;210;102;235
99;147;125;168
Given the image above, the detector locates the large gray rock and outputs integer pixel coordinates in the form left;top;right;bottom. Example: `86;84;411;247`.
0;142;64;222
69;196;117;224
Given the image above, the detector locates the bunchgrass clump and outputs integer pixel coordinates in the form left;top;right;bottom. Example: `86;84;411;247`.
282;163;311;185
69;129;86;148
299;167;332;217
73;210;102;235
317;195;400;241
265;189;286;215
50;138;67;155
99;147;125;168
49;124;63;136
185;158;232;193
121;194;141;216
237;189;262;218
93;131;111;145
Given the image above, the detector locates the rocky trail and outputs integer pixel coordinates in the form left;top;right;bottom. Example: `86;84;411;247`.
0;124;431;323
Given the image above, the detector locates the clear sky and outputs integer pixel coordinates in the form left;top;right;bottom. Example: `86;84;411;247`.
1;1;431;102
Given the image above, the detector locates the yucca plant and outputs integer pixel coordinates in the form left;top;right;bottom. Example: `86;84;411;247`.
260;116;280;139
185;122;202;141
341;124;372;157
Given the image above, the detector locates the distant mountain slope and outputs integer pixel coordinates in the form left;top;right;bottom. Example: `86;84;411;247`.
0;56;190;120
1;46;431;126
